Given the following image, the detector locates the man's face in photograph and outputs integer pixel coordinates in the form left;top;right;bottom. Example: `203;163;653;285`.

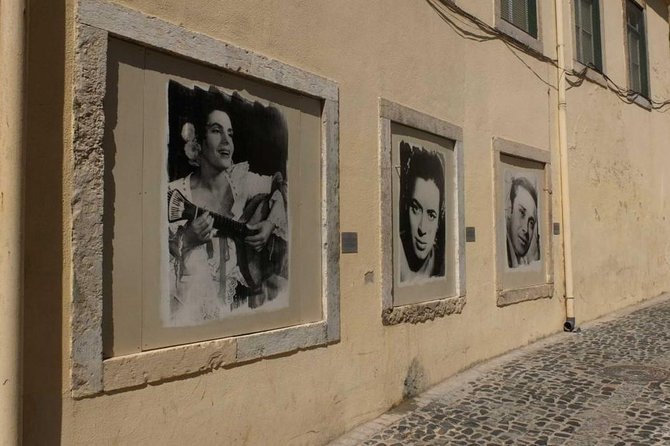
507;183;537;258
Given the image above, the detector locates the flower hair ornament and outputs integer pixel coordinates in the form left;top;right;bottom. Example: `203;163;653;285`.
181;122;201;167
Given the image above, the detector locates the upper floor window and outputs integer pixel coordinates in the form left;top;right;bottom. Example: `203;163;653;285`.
501;0;538;38
574;0;603;71
626;0;649;97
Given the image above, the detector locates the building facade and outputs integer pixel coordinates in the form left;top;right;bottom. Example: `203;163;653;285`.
1;0;670;444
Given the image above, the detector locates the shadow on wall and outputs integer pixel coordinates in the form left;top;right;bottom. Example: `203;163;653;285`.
403;358;426;399
647;0;669;23
22;0;65;443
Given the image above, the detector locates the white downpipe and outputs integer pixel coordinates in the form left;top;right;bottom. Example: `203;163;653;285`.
0;0;26;443
554;0;576;330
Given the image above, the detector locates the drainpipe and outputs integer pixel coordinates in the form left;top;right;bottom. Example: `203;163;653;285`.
554;0;576;331
0;0;27;443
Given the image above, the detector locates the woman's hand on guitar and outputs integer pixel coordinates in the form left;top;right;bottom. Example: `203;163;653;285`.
183;212;215;249
245;220;276;252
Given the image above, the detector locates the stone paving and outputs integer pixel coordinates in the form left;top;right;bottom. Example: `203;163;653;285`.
330;295;670;445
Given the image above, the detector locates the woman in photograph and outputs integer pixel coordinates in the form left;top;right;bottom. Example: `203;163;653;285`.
398;142;446;282
167;88;287;326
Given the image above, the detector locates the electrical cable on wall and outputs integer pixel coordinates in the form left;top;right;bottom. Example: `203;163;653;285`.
427;0;670;111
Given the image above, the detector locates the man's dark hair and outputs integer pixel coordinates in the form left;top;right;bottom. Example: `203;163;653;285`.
510;176;538;208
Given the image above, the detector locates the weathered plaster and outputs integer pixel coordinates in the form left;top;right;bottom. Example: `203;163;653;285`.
563;0;670;319
71;23;108;397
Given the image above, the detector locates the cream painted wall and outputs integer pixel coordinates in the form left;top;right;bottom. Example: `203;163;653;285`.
18;0;669;445
563;0;670;322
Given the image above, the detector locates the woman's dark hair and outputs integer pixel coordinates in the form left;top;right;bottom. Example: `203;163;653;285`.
193;86;234;147
167;81;289;181
398;141;446;276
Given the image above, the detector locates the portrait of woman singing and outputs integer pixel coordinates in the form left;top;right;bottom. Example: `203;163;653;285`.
398;141;446;283
166;82;289;326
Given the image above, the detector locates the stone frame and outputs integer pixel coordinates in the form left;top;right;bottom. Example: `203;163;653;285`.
493;137;554;307
379;99;466;325
72;0;340;397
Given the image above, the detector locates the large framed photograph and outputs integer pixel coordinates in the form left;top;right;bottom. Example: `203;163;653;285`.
69;2;339;396
380;100;465;325
165;81;291;326
502;168;542;270
133;49;328;351
494;138;553;306
394;131;451;290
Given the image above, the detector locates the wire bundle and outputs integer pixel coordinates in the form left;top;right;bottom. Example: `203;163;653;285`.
427;0;670;111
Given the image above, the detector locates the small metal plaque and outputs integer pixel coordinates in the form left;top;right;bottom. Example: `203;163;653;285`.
465;227;476;242
341;232;358;254
553;222;560;235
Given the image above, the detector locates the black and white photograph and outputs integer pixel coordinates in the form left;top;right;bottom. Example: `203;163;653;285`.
165;80;289;327
397;141;447;284
503;169;541;269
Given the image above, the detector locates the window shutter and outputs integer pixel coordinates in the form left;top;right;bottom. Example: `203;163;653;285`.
511;0;527;29
626;1;649;97
527;0;538;38
638;8;649;97
575;0;602;70
592;0;603;71
580;0;594;64
575;0;583;62
502;0;537;38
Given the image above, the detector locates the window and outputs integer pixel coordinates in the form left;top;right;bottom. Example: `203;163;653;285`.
501;0;538;38
626;0;649;97
574;0;602;71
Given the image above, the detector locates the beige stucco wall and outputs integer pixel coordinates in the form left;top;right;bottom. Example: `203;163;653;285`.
0;0;26;443
18;0;668;445
563;0;670;323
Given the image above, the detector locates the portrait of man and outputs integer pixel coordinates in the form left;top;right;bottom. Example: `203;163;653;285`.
398;141;446;283
165;81;289;326
505;172;541;268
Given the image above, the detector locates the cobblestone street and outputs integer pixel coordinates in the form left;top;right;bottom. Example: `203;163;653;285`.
330;295;670;445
